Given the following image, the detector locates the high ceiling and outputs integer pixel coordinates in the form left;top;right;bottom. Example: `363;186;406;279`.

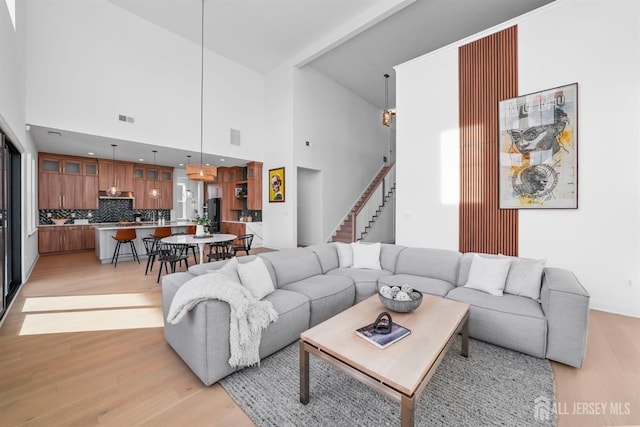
30;0;554;167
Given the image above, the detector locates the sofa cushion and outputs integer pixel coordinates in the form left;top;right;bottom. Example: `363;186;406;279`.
378;274;455;297
501;255;546;300
379;244;405;273
237;257;275;300
258;289;311;358
305;243;339;273
336;242;353;268
457;252;503;286
207;257;240;282
326;268;393;303
446;287;547;358
395;248;461;284
281;275;354;327
259;249;322;288
189;255;258;276
463;254;512;296
351;242;381;270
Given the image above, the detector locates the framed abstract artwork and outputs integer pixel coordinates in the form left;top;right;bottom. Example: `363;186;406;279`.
269;167;285;202
498;83;578;209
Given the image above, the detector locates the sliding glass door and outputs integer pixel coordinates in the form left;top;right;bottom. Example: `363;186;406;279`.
0;132;21;322
0;134;5;319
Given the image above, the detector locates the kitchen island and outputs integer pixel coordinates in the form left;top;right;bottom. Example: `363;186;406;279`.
94;222;192;264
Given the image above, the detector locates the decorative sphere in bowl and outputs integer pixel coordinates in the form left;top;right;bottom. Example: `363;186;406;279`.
378;286;423;313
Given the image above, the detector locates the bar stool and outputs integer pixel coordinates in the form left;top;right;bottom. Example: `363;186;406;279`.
111;228;140;267
143;226;173;275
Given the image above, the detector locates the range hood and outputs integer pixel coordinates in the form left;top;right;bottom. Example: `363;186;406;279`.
98;190;135;200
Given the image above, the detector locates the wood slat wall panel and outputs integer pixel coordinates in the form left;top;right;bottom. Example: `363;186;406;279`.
459;26;518;256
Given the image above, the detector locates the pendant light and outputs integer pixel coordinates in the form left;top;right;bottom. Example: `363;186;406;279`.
149;150;161;199
106;144;121;197
186;0;217;182
382;73;396;127
185;155;194;200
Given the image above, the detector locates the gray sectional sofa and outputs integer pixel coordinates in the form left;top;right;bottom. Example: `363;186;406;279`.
161;243;589;386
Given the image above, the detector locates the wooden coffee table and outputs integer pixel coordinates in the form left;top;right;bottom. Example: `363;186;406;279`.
300;294;470;427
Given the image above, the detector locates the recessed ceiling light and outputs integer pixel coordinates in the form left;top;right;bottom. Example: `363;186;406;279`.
220;158;225;162
47;131;62;136
179;163;184;167
88;152;95;156
138;158;144;162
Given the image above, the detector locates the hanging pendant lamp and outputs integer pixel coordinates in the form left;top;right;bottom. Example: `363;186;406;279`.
106;144;121;197
186;0;217;182
149;150;161;199
185;155;194;200
382;73;396;127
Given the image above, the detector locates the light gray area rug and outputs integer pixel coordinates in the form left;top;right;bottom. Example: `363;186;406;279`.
220;336;556;426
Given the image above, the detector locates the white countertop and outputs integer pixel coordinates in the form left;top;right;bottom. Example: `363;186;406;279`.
40;221;194;230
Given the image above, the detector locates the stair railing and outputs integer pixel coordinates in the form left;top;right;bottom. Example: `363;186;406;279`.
352;163;396;241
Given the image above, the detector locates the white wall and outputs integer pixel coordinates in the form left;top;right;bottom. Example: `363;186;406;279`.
25;0;265;162
0;0;39;281
395;0;640;317
294;67;389;242
297;167;323;246
395;47;460;250
262;63;296;249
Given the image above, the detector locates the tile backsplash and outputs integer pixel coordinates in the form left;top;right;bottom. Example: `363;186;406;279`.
39;199;170;225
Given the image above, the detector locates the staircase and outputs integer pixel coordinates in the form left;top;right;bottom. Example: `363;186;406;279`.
332;163;396;243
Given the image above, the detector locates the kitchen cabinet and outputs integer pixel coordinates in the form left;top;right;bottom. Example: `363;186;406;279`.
221;221;246;237
132;164;173;209
38;154;98;209
98;160;134;192
38;226;85;254
246;161;262;210
216;161;263;219
83;226;96;250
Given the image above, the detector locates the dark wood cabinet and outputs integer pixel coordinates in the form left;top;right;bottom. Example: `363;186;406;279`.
221;221;246;237
38;226;87;254
38;154;99;209
217;162;262;220
39;153;173;211
246;161;262;210
132;164;173;209
98;160;134;192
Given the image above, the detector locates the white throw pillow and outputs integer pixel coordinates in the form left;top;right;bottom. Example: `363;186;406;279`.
500;255;546;300
207;257;240;283
350;242;381;270
464;254;512;296
336;242;353;268
237;257;275;300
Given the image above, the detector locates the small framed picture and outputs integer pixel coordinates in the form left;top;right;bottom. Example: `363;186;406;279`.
268;167;285;202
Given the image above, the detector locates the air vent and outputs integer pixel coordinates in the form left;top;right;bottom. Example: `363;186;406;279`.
230;128;241;146
118;114;135;123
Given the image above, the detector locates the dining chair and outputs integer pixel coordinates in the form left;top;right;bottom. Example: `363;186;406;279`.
207;239;234;261
142;227;173;274
171;226;199;264
155;242;190;283
232;234;254;257
111;228;140;267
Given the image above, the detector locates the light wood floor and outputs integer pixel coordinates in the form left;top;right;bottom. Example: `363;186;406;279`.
1;251;638;426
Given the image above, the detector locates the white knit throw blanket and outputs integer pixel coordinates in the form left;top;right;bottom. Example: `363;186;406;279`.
166;272;278;368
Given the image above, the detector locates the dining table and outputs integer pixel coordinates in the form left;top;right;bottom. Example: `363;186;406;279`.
161;233;237;264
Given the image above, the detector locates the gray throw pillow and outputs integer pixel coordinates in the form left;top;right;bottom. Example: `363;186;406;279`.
501;255;546;300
